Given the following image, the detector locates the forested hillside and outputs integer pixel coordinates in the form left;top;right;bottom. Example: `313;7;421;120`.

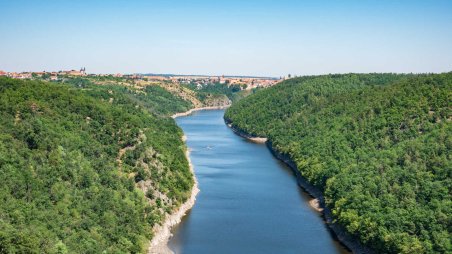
72;75;235;109
225;73;451;253
183;82;243;104
65;77;194;116
0;77;194;253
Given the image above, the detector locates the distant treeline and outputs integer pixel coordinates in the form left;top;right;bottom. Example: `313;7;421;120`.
225;73;451;253
183;82;245;103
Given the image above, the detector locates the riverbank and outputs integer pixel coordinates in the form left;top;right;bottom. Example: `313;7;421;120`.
148;135;199;254
225;120;373;254
171;105;230;119
226;123;267;144
149;106;229;254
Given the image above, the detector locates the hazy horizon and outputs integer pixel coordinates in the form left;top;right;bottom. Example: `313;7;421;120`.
1;0;452;76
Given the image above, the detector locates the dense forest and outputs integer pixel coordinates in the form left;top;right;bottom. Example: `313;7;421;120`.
65;77;193;116
225;73;451;253
183;82;249;104
184;82;242;98
0;77;195;253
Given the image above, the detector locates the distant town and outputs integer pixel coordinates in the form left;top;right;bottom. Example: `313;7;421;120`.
0;68;285;90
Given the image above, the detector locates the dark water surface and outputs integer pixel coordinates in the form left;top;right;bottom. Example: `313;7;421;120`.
170;110;350;254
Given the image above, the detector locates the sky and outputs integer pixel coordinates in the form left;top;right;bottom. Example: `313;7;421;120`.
1;0;451;77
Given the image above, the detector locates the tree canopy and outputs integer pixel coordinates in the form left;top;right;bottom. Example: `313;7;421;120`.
0;77;194;253
225;73;452;253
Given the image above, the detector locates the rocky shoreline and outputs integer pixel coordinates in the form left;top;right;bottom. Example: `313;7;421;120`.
148;106;231;254
171;105;230;119
147;135;199;254
226;123;267;144
225;119;374;254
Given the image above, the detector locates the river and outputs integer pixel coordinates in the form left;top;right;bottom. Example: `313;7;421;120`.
170;109;350;254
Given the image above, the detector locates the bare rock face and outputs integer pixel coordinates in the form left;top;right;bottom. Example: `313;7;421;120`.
202;94;231;107
148;122;200;254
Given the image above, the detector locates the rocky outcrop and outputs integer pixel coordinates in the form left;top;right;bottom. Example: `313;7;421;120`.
147;136;199;254
202;94;231;107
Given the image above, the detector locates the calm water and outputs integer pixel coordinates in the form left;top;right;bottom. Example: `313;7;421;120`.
170;110;350;254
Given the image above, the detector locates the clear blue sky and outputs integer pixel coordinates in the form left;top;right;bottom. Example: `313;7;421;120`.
1;0;451;76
